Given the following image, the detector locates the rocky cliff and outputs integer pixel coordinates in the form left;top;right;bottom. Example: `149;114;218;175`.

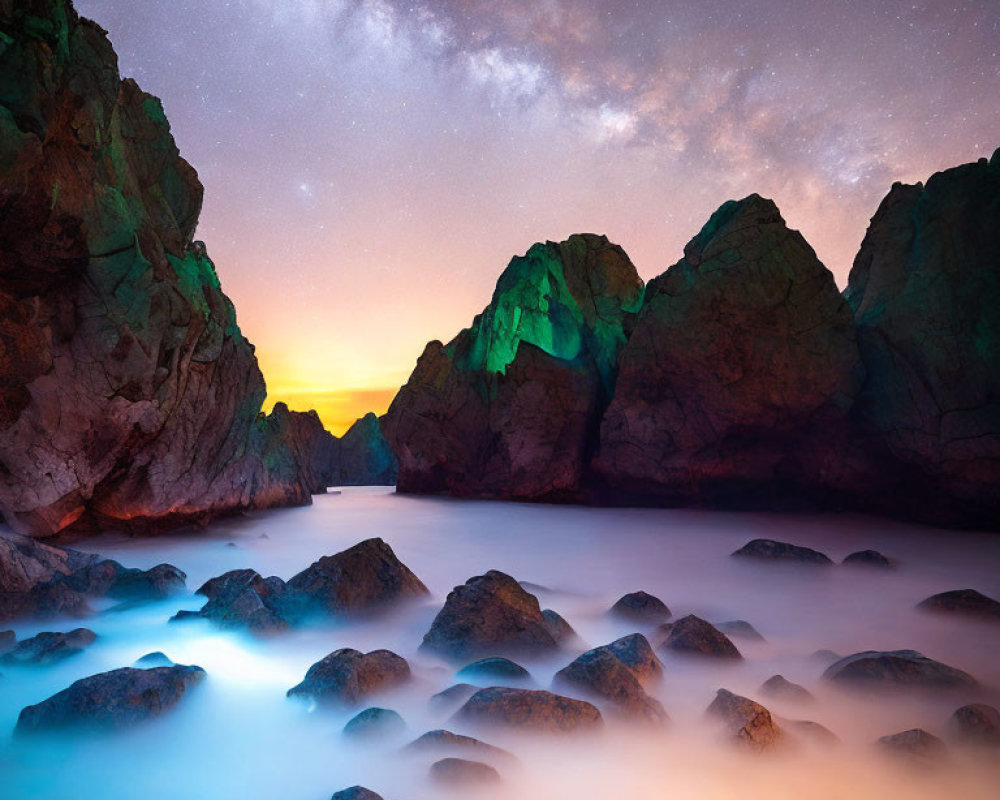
387;155;1000;529
382;234;642;500
0;1;325;536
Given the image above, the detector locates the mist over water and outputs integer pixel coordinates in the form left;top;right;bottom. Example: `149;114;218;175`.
2;488;998;799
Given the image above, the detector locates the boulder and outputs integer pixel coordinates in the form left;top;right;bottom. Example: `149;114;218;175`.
15;664;205;733
916;589;1000;621
841;550;893;569
706;689;783;752
429;683;478;712
330;788;383;800
0;630;15;653
950;703;1000;747
660;615;741;659
823;650;976;689
404;729;512;761
604;633;664;682
595;194;863;510
285;538;428;617
287;648;410;707
610;591;671;623
0;1;327;538
383;234;644;502
759;675;813;703
714;620;765;641
553;639;666;723
136;651;173;667
541;609;578;644
421;570;560;660
878;728;947;760
342;707;406;739
430;757;501;786
786;719;838;745
455;687;603;734
0;533;97;593
731;539;833;565
457;657;530;681
845;152;1000;528
180;568;290;632
2;628;96;665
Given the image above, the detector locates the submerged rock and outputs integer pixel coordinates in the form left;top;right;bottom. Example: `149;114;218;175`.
786;719;839;745
553;636;666;723
823;650;976;689
183;568;290;632
330;788;384;800
950;704;1000;747
430;757;501;786
0;630;15;653
878;728;947;761
404;729;512;761
841;550;893;569
136;652;174;667
456;687;603;734
541;609;578;644
16;665;205;733
604;633;663;682
731;539;833;565
660;615;742;660
342;707;406;739
458;657;530;681
706;689;783;752
287;648;410;707
610;591;671;623
429;683;478;712
2;628;96;665
421;570;560;660
715;620;765;641
916;589;1000;621
383;234;643;502
759;675;813;703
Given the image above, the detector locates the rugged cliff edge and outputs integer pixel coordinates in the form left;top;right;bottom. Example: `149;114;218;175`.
0;1;326;537
387;154;1000;529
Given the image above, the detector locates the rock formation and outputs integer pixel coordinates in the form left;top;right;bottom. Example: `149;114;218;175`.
383;234;643;501
823;650;977;689
0;0;335;537
287;648;410;707
330;413;398;486
455;687;603;734
845;152;1000;527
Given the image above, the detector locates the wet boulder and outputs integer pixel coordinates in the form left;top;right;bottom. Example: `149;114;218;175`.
62;560;186;601
430;757;501;786
950;703;1000;747
458;657;530;681
841;550;893;569
342;707;406;740
823;650;976;689
553;639;666;723
541;609;578;644
455;687;602;734
0;580;91;621
878;728;947;761
136;652;173;667
15;664;205;733
916;589;1000;621
180;569;290;632
285;538;428;617
660;615;742;659
421;570;560;660
605;633;663;682
786;719;839;745
2;628;96;665
706;689;783;752
610;591;671;623
404;729;512;761
287;648;410;707
430;683;478;712
759;674;814;703
731;539;833;565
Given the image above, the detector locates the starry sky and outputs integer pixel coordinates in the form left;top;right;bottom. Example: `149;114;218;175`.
75;0;999;433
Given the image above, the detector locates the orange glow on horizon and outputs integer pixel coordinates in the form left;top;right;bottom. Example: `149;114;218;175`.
262;385;398;436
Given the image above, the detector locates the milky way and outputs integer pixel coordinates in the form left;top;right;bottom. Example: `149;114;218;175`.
74;0;999;431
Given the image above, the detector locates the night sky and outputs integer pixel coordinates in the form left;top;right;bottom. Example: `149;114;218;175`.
75;0;999;433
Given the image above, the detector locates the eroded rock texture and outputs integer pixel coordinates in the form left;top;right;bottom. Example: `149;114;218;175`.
0;1;333;537
383;234;643;501
845;152;1000;527
595;194;863;509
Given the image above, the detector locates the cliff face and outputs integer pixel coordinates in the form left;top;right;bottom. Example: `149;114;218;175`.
387;155;1000;529
844;151;1000;526
0;1;316;536
383;234;642;500
595;195;866;508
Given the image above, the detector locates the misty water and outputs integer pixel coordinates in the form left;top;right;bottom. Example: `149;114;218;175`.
1;487;998;799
